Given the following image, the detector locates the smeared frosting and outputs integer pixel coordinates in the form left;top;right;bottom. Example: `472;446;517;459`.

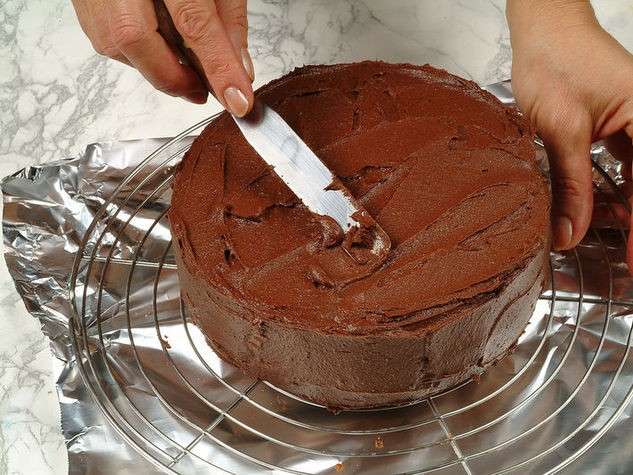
170;62;551;409
171;62;548;334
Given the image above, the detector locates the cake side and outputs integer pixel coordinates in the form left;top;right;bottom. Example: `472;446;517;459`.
173;236;547;409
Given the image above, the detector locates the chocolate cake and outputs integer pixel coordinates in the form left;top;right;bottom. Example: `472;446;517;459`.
169;62;551;410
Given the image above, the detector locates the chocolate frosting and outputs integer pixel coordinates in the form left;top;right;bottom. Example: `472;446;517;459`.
170;62;551;409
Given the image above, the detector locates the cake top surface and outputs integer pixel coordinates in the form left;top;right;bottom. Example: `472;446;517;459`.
170;61;550;334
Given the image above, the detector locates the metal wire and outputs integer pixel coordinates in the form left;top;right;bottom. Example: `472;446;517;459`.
68;120;633;474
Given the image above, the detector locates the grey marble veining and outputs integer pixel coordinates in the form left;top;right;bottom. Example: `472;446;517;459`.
1;1;633;473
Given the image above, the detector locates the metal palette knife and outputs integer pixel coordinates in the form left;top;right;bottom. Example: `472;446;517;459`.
233;103;391;259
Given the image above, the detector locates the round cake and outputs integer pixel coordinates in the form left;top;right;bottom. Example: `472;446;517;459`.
170;61;551;410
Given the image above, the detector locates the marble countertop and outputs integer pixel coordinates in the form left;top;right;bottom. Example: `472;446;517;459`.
1;1;633;473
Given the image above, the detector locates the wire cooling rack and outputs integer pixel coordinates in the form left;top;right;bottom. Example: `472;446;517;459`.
68;115;633;474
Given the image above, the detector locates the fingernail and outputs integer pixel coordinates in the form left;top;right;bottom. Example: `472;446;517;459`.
223;86;250;117
553;215;573;250
241;48;255;82
184;91;208;104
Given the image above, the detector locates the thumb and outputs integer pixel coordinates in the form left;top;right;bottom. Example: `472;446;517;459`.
540;112;594;251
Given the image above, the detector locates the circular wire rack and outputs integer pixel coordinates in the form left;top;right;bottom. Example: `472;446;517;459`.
68;115;633;474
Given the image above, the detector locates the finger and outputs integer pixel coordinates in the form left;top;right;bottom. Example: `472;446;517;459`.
164;0;254;116
629;192;633;272
216;0;254;81
592;198;629;229
72;0;130;64
605;130;633;182
628;187;633;272
540;113;594;250
616;117;633;272
108;0;207;103
592;176;633;229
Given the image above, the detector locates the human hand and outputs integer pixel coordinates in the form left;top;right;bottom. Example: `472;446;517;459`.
507;0;633;263
72;0;254;116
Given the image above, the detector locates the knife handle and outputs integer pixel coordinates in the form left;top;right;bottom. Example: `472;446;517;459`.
153;0;214;95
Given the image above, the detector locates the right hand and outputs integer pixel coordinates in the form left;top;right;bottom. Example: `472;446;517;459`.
72;0;254;116
507;0;633;263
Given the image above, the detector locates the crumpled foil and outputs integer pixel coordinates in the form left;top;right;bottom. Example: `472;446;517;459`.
3;85;633;474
